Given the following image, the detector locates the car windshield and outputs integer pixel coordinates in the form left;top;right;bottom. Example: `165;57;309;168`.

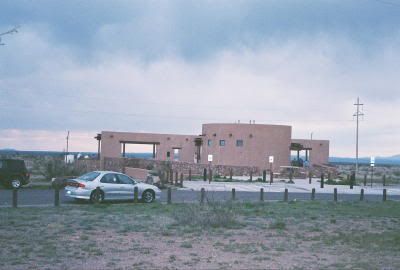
77;172;100;181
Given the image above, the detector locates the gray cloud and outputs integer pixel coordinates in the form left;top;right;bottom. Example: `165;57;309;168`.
1;1;400;156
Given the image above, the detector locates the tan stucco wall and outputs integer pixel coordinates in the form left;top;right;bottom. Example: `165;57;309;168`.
291;139;330;165
100;123;329;171
124;167;148;181
200;123;292;171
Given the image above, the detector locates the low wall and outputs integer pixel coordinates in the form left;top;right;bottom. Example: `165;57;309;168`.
75;159;102;172
125;167;148;180
76;157;337;179
119;157;260;177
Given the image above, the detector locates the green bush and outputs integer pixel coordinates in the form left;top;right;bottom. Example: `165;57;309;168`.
325;179;355;186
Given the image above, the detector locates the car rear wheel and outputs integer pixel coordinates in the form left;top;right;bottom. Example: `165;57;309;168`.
142;190;155;203
90;189;104;203
10;179;22;189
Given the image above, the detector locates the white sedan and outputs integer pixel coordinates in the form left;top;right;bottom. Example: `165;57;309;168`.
65;171;161;203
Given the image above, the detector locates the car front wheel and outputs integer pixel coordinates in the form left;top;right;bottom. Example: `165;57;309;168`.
10;179;22;189
142;190;155;203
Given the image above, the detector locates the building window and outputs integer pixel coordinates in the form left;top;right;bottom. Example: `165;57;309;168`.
208;139;212;146
219;140;225;146
236;139;243;147
173;148;180;161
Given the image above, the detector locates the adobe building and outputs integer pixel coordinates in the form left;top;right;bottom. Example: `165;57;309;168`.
99;123;329;171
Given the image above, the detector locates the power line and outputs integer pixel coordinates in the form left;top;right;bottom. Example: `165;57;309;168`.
0;103;356;124
0;26;19;46
371;0;400;7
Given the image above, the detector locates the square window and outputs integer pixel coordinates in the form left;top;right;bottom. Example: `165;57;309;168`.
219;140;225;146
236;140;243;147
208;139;212;146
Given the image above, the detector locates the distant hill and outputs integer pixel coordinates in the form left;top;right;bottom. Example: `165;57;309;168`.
0;149;97;157
2;149;399;165
329;156;400;166
0;149;153;159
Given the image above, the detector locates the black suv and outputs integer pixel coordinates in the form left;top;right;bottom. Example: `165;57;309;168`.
0;159;30;188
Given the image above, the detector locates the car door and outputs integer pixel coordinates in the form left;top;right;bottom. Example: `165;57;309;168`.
99;173;123;200
116;174;136;200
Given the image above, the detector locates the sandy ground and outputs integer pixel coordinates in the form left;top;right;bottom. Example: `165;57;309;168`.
1;202;399;270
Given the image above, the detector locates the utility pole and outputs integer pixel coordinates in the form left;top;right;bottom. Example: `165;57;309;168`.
353;97;364;173
309;132;313;165
65;131;70;163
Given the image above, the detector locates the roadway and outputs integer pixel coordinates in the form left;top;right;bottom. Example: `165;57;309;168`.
0;188;399;207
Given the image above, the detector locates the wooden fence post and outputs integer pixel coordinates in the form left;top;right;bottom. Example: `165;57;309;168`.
383;175;386;187
167;187;172;204
229;168;233;180
180;173;184;188
208;168;213;183
309;171;312;184
165;170;169;185
320;173;324;188
175;171;179;186
284;188;288;202
134;186;139;203
334;188;337;202
231;188;236;201
360;189;364;201
249;171;253;182
188;169;192;181
364;174;367;186
169;169;173;184
160;171;165;189
383;189;387;202
54;187;60;207
262;170;266;182
200;188;205;205
289;170;293;183
269;171;273;185
311;188;315;201
350;171;355;189
203;168;207;182
260;188;264;201
12;188;18;208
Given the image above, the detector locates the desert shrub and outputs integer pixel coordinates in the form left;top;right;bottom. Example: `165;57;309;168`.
145;164;154;170
325;178;355;186
39;159;86;181
269;220;286;230
393;171;400;177
172;202;240;228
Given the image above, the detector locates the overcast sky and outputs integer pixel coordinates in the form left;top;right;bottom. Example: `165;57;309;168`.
1;0;399;157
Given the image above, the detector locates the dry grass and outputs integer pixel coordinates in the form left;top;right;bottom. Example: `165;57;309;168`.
0;201;399;269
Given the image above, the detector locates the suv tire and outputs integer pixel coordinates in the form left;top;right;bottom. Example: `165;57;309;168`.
10;178;22;189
